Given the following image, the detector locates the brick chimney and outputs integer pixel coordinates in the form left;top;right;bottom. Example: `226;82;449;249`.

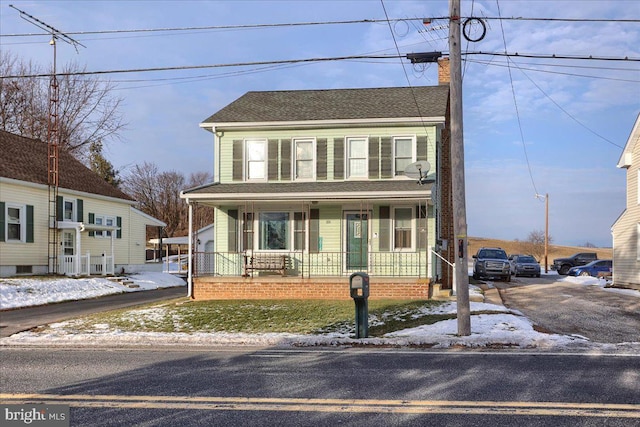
438;57;450;85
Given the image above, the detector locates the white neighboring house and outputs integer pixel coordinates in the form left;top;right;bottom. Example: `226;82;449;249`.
612;113;640;289
148;224;214;273
0;130;166;277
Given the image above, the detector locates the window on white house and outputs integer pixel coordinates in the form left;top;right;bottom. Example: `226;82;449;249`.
94;215;115;238
7;204;24;242
63;199;76;221
347;137;367;178
294;138;315;180
394;137;415;176
637;223;640;261
246;139;267;180
394;207;413;250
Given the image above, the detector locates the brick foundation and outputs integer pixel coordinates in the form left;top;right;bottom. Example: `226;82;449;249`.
192;276;431;300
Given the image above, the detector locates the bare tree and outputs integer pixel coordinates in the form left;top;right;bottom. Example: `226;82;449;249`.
187;172;215;232
522;230;553;261
122;163;214;238
0;51;125;159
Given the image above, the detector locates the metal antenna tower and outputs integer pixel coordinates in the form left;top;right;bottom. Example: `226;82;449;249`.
9;5;85;274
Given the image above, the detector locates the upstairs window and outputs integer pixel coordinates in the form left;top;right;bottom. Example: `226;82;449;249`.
347;137;367;179
246;139;267;180
294;138;315;180
394;137;415;176
63;198;76;222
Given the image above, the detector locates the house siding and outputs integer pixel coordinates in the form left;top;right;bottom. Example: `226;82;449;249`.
612;136;640;288
218;126;438;183
0;179;160;276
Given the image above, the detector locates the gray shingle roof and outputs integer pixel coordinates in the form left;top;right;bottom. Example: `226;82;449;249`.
202;85;449;124
183;180;433;201
0;130;133;201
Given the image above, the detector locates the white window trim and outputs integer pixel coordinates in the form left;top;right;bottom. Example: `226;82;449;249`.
293;137;316;181
392;206;415;251
93;215;116;238
392;135;417;177
346;136;369;179
5;203;26;243
243;210;308;252
245;139;268;181
63;197;76;222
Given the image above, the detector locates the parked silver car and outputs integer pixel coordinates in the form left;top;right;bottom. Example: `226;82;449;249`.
508;254;541;277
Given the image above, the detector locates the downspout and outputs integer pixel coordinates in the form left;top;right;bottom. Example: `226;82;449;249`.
75;225;82;276
187;200;193;298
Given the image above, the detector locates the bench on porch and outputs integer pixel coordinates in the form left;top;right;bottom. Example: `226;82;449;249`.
243;253;288;277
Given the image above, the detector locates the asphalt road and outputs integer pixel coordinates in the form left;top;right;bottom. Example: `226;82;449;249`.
1;347;638;426
0;285;187;338
491;275;640;344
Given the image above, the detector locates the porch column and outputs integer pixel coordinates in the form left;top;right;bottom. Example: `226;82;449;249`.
187;201;193;298
75;225;82;276
110;232;115;275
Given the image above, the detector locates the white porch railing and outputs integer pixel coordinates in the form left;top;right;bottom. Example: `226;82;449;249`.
58;252;114;276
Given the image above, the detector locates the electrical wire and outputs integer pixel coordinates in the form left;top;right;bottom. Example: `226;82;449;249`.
495;0;540;196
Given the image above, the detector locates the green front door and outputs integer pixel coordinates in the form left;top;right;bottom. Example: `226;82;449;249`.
346;213;368;270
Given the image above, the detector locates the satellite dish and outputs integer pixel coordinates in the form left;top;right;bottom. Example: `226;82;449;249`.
404;161;431;184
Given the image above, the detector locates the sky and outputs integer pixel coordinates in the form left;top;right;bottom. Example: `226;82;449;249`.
1;272;638;352
1;0;639;247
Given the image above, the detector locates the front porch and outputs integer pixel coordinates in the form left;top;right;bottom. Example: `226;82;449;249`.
194;249;439;279
57;253;115;276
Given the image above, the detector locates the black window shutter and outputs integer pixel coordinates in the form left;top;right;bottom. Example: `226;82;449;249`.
280;139;291;181
417;136;428;161
76;199;83;223
368;137;380;179
56;196;63;221
232;140;243;181
380;137;392;178
0;202;5;242
116;216;122;239
88;213;95;237
228;209;238;252
310;209;320;253
316;138;327;180
268;139;279;180
333;138;344;180
26;205;34;243
379;206;390;251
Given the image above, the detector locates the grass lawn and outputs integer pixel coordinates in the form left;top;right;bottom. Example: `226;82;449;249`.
68;299;457;337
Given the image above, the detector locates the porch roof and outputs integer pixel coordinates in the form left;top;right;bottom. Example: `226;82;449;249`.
181;179;434;204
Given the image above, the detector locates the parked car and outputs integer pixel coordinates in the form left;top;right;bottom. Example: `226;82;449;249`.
473;247;511;282
567;259;612;277
551;252;598;275
508;254;541;277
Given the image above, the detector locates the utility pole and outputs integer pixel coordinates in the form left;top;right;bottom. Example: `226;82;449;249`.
449;0;471;336
544;193;549;273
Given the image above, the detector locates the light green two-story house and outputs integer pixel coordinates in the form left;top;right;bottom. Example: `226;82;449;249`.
182;78;454;300
0;130;166;277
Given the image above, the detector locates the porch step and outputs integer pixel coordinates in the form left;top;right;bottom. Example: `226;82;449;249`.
431;283;453;300
106;276;139;288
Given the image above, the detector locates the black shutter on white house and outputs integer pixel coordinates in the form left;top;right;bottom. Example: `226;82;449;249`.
232;140;243;181
316;138;327;180
333;138;344;180
380;137;392;178
368;137;379;179
280;139;291;181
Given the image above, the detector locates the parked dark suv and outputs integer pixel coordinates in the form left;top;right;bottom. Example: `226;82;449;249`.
472;247;511;282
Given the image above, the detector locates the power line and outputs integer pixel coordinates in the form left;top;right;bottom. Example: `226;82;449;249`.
2;52;638;80
2;15;637;39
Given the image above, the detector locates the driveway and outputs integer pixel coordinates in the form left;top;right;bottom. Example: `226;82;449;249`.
490;276;640;344
0;286;187;338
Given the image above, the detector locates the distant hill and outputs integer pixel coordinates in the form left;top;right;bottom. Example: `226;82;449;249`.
468;237;612;265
